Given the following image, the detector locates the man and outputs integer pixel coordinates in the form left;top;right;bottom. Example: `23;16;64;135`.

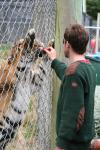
44;24;96;150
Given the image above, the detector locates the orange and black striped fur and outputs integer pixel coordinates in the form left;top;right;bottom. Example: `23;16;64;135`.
0;29;51;149
0;39;25;118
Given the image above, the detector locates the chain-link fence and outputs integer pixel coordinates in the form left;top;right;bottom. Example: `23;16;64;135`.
85;26;100;53
94;86;100;138
0;0;56;150
85;26;100;138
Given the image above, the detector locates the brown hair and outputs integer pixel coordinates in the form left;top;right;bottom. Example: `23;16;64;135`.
64;24;89;54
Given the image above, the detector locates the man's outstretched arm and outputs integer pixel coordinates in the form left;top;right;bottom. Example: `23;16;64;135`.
43;47;67;80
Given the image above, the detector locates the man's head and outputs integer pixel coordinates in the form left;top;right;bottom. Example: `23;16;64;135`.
63;24;89;57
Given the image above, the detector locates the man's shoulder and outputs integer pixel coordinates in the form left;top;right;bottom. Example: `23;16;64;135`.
65;61;95;76
66;61;80;76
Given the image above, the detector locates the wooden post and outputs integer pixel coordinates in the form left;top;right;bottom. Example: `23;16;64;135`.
51;0;83;149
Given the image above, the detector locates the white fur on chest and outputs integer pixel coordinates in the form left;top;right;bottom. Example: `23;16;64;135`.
5;68;32;124
14;68;32;111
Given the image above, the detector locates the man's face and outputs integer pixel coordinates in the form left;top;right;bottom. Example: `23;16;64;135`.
63;40;70;58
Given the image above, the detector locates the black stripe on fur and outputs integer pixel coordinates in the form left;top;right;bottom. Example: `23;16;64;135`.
40;66;46;75
3;116;21;128
38;74;43;81
0;127;15;145
11;104;26;114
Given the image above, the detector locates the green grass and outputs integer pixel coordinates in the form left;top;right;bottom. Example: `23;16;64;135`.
0;43;12;59
24;120;37;140
23;98;38;140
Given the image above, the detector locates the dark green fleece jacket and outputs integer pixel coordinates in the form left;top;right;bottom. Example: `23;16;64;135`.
51;59;96;150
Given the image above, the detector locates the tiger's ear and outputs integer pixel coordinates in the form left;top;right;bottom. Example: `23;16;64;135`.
28;28;35;40
48;39;55;48
25;28;35;49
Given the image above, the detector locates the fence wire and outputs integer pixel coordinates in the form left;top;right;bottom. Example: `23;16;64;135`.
85;26;100;53
0;0;56;150
85;26;100;138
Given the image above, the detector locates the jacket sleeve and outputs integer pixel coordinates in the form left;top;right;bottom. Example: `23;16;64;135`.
56;74;85;149
51;59;67;80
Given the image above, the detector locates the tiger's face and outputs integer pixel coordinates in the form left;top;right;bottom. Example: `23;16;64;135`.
8;29;47;72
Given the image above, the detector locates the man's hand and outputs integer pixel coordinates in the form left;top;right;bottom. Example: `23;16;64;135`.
55;147;64;150
43;47;57;60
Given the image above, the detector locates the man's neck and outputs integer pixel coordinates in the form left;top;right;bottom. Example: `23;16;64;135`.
68;51;85;65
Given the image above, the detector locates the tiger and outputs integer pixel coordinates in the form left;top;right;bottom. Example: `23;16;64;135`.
0;29;52;149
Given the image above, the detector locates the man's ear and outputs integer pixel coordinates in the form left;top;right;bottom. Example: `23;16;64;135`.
65;41;70;48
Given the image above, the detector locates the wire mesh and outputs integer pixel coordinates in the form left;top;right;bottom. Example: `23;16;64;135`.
85;26;100;53
0;0;56;150
85;26;100;138
94;86;100;138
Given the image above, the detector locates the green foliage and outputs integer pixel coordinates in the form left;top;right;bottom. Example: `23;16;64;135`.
86;0;100;20
24;120;37;140
0;44;11;51
0;44;11;59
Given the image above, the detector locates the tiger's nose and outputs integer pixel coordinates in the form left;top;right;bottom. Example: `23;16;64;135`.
35;48;46;58
39;49;46;57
